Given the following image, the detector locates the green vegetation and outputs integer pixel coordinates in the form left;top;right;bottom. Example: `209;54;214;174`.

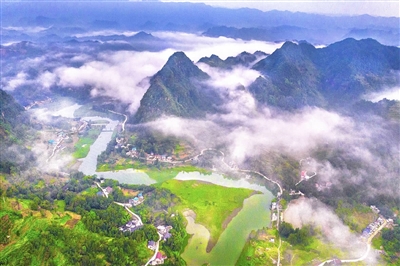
0;89;37;175
98;157;211;183
91;120;109;124
160;179;256;248
97;159;139;172
145;166;211;183
97;127;196;174
236;228;280;266
0;172;191;265
237;227;347;266
251;39;400;111
280;237;346;265
133;51;214;123
73;128;102;159
0;89;24;140
73;104;120;120
335;201;377;232
381;227;400;264
279;221;312;246
133;129;179;155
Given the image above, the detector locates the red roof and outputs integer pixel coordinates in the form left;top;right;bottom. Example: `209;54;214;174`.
156;252;163;260
156;251;167;260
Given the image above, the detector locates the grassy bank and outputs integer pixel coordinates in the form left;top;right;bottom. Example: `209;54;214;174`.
73;128;102;159
97;163;212;183
145;165;211;183
160;179;256;250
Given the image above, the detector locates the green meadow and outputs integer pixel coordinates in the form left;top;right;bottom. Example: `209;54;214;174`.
73;128;102;159
160;179;256;248
145;165;211;183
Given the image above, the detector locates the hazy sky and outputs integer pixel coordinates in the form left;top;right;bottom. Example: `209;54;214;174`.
162;0;400;17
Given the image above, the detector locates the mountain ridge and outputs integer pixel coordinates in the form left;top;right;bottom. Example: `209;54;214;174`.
250;38;400;110
133;51;219;123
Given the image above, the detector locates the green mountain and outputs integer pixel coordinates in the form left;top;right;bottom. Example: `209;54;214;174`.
0;89;35;174
134;51;219;123
251;41;325;109
0;89;24;140
250;38;400;110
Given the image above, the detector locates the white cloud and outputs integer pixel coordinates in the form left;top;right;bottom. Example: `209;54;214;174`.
4;72;29;91
284;197;378;263
149;106;354;164
152;31;282;61
3;26;49;33
198;63;260;115
51;49;176;113
74;30;139;38
364;86;400;102
198;63;260;88
37;71;56;89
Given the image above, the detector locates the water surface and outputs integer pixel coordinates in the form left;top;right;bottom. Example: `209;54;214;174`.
177;172;273;265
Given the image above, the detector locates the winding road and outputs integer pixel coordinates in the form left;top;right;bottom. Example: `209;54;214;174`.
122;204;143;226
94;181;109;198
108;110;128;132
144;232;163;266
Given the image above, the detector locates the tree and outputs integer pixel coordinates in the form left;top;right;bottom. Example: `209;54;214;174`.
279;222;294;238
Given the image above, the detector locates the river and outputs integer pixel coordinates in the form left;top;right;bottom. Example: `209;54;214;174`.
77;116;156;185
74;112;273;265
176;172;273;265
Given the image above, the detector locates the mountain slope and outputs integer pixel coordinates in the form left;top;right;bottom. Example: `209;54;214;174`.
250;38;400;110
250;41;326;109
134;52;218;123
0;89;24;139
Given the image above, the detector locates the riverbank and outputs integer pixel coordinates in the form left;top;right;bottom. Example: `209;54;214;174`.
220;190;259;230
161;179;256;251
181;193;272;265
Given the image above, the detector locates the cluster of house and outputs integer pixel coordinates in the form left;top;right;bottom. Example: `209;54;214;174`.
300;170;308;180
362;214;387;239
74;120;89;133
270;202;278;222
315;181;333;191
289;189;304;196
271;213;278;222
116;140;174;163
329;258;342;265
126;192;144;207
227;161;238;170
370;205;380;214
157;225;173;241
150;251;167;265
119;218;143;233
24;97;52;110
147;153;173;162
96;186;113;197
48;131;69;147
145;226;173;265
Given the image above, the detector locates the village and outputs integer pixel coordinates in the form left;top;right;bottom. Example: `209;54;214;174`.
94;180;172;266
39;112;396;266
361;205;395;242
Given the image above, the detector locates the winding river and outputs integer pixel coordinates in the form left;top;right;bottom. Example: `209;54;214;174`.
77;116;156;185
73;111;273;265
